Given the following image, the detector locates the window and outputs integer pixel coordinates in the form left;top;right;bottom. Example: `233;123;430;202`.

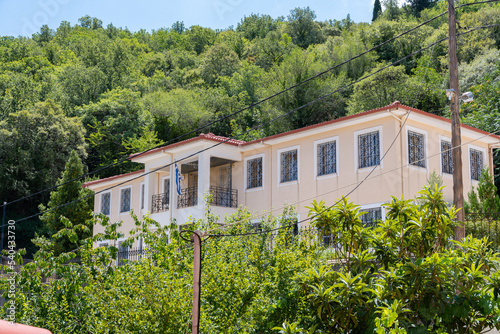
470;148;484;181
120;187;131;213
408;131;425;168
163;178;170;204
360;207;382;227
247;157;263;189
140;183;145;210
280;149;298;183
358;131;380;169
441;140;453;174
317;140;336;176
101;192;110;215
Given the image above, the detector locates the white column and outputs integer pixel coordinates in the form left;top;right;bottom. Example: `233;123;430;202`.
169;161;175;223
197;153;211;210
144;168;151;212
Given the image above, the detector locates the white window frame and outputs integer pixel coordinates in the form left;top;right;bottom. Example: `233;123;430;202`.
119;185;132;214
140;182;145;212
244;153;265;192
359;203;386;225
354;126;383;172
99;191;111;216
468;144;486;182
405;125;428;171
439;135;453;178
314;136;339;180
277;145;300;187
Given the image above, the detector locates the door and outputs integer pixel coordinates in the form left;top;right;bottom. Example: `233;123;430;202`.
219;165;232;207
188;172;198;206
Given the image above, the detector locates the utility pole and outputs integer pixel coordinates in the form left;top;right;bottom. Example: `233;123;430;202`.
191;230;202;334
448;0;465;240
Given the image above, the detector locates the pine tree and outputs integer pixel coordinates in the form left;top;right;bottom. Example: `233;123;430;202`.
372;0;382;21
39;150;93;255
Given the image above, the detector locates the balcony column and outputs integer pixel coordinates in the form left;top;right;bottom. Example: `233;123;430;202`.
144;168;151;212
169;161;176;223
197;152;211;210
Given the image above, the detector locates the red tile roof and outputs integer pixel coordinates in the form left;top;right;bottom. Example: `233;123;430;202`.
129;133;245;160
82;169;145;188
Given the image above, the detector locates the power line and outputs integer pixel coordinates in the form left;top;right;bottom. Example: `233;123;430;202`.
207;126;500;236
0;8;449;210
7;18;500;227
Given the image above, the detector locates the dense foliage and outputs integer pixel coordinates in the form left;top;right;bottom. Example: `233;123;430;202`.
2;186;500;333
2;1;500;253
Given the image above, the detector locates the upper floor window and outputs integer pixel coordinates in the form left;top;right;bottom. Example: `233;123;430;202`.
441;140;453;174
358;131;380;169
408;131;425;168
120;187;131;213
247;157;263;189
280;149;298;183
101;192;110;215
470;148;484;181
361;207;382;227
317;140;336;176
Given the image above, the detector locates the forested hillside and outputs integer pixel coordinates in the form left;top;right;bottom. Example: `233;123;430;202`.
1;0;500;255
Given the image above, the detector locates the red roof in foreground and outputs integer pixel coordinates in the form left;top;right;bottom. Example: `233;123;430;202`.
0;320;52;333
83;169;145;188
129;133;246;160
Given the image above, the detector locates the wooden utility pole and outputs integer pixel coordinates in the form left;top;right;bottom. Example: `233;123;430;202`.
191;230;202;334
448;0;465;239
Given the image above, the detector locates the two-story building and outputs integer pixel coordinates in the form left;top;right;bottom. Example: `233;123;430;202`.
83;101;500;250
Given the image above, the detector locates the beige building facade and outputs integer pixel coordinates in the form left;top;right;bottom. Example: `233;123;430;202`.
83;101;500;249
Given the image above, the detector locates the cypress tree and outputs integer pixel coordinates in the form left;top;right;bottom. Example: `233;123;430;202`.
372;0;382;21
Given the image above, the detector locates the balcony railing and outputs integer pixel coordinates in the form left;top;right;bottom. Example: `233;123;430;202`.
117;247;152;265
151;193;169;213
209;186;237;208
177;187;198;209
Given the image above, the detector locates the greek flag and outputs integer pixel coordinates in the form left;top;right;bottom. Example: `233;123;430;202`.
174;163;182;195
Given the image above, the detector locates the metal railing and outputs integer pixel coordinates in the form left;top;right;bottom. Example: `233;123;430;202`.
465;212;500;250
117;247;152;265
177;187;198;209
209;186;237;208
151;193;169;213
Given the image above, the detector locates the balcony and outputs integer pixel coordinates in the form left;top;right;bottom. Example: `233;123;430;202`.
177;187;198;209
209;186;237;208
151;193;169;213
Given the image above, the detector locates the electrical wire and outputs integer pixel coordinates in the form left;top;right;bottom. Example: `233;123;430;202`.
0;8;450;210
6;32;455;226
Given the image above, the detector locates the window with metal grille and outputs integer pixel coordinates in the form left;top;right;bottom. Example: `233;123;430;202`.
317;141;336;176
120;188;131;213
280;149;298;183
360;207;382;227
408;131;425;168
441;141;453;174
247;157;262;189
358;131;380;169
101;192;110;215
470;149;484;181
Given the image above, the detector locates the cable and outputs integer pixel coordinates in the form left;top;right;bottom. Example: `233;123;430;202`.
207;126;500;236
7;32;455;226
8;20;500;227
457;0;500;7
0;8;449;210
207;23;443;236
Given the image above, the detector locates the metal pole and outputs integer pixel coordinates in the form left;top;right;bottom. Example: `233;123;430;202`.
192;230;202;334
448;0;465;239
1;202;6;254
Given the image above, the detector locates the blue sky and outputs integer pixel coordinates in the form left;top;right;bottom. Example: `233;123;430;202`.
0;0;376;37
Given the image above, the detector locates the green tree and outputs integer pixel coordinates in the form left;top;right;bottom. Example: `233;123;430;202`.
465;168;500;216
373;0;382;21
200;43;241;86
286;7;324;49
39;150;93;255
236;14;278;40
171;21;185;34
